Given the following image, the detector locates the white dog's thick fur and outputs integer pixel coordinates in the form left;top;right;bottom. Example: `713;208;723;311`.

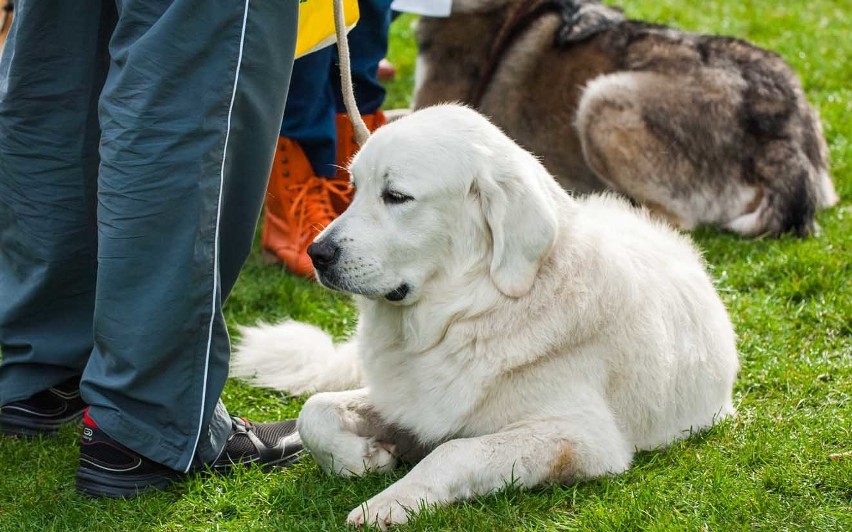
232;105;739;529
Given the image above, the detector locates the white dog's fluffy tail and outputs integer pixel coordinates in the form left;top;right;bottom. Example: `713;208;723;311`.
230;321;362;395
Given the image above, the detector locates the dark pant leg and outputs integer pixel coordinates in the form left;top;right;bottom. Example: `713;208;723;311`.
82;0;298;471
279;48;337;177
0;1;112;403
280;0;393;178
332;0;394;115
219;0;301;297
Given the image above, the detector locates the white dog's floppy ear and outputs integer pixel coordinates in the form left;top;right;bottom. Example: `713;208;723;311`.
475;149;559;298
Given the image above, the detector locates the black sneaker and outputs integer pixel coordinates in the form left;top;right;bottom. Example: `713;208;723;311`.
75;411;303;498
0;376;86;437
210;416;303;472
75;410;184;498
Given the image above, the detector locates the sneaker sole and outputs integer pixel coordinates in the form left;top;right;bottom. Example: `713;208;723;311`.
0;410;85;437
75;467;184;498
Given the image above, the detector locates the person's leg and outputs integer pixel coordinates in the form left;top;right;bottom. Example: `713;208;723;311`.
333;0;394;117
280;49;337;178
81;0;298;472
332;0;393;190
262;0;394;276
0;1;110;408
282;0;396;176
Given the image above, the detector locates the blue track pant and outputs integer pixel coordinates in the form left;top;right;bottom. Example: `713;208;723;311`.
0;0;297;471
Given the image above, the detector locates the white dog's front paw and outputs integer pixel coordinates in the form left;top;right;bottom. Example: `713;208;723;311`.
312;435;397;477
346;492;419;530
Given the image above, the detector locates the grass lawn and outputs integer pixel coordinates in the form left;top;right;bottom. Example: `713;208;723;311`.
1;1;850;530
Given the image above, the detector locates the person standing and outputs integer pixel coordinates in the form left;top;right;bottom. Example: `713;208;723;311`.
0;0;303;497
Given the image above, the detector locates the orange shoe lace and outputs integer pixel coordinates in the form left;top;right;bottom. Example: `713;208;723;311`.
285;176;353;248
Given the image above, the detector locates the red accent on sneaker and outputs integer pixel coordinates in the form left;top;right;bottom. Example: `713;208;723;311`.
83;408;99;429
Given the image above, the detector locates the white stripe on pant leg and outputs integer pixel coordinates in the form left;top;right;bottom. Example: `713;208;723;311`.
186;0;251;473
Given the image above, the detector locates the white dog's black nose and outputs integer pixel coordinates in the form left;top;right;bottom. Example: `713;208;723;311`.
307;240;339;270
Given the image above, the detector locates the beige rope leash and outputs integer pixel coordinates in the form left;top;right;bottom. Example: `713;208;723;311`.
333;0;371;146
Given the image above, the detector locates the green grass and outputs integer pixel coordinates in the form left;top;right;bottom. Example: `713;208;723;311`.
2;2;850;530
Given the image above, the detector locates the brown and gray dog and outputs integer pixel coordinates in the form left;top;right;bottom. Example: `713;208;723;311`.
413;0;838;236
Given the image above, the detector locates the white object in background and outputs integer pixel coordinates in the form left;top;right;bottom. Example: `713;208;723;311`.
391;0;452;17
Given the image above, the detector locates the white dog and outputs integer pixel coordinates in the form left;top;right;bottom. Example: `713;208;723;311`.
232;104;739;529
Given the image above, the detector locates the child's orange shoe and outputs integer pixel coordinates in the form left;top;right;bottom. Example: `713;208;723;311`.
262;137;350;277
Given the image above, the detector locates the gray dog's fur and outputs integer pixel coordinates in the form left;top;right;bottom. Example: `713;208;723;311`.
413;0;838;236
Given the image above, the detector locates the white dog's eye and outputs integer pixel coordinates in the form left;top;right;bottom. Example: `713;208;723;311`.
382;189;414;205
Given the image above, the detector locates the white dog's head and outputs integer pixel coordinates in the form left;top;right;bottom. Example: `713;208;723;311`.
307;105;560;305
